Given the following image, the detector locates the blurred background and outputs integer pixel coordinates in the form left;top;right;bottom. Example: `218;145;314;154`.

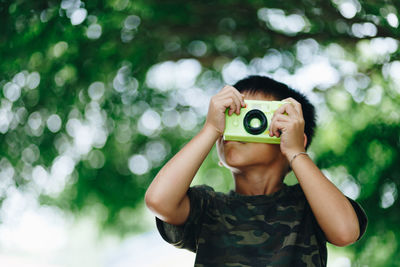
1;0;400;266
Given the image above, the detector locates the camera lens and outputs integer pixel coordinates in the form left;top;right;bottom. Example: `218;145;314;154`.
249;118;261;128
243;109;267;135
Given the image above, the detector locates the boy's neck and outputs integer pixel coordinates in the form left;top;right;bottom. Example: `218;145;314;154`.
232;164;287;196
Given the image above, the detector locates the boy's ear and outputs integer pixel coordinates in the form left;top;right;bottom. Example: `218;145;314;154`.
303;133;308;149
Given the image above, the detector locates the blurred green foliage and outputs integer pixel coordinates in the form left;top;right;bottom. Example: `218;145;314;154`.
1;0;400;265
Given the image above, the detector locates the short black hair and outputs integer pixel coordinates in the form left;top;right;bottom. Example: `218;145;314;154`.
233;75;316;149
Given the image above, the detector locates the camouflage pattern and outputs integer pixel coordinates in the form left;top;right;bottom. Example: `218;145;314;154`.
156;184;367;267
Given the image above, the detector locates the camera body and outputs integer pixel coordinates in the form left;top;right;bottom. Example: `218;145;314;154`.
223;100;286;144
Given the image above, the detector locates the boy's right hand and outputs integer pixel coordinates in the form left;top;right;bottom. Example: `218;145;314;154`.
147;86;245;226
204;85;246;136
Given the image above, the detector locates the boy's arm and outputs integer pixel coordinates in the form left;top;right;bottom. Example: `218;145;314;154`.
270;98;360;246
291;154;360;246
145;86;245;226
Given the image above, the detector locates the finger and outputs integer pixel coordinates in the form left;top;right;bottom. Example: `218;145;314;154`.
269;119;279;137
224;88;245;114
221;86;245;111
269;123;277;137
274;102;299;118
282;97;303;117
220;85;234;93
218;86;239;98
270;120;286;137
231;93;242;115
273;113;291;123
220;85;241;98
269;116;280;137
230;88;246;109
270;112;290;127
221;97;238;116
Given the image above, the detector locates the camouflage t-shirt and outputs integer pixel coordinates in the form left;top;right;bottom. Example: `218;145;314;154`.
156;184;367;267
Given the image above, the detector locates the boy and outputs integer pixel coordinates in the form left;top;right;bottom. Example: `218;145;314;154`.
145;75;367;266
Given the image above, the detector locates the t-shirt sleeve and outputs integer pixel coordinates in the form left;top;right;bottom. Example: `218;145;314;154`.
346;197;368;240
155;185;214;252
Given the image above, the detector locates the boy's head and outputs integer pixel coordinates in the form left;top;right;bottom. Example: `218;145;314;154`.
232;75;317;149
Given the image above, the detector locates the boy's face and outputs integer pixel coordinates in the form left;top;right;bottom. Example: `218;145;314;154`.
216;92;287;170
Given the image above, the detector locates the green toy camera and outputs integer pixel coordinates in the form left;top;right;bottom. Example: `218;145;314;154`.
223;100;286;144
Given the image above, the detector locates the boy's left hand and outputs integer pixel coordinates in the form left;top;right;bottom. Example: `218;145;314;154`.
269;97;306;161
